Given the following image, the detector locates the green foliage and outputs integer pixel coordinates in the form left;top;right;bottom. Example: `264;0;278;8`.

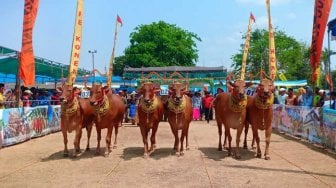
113;21;201;76
231;28;312;81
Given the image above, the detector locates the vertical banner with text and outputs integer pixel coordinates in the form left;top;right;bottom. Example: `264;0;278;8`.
266;0;277;80
20;0;39;86
241;13;255;81
67;0;84;85
310;0;333;83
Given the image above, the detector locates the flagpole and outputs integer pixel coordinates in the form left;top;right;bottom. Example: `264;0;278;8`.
107;17;120;88
240;13;254;81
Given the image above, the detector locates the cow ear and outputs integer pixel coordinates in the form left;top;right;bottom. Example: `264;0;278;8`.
228;81;235;88
102;86;110;94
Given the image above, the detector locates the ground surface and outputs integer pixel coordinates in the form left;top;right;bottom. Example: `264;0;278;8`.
0;120;335;188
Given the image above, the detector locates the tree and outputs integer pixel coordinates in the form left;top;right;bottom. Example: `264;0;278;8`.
113;21;201;76
231;28;312;81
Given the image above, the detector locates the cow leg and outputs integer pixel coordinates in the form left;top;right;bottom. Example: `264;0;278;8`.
104;127;112;157
74;128;83;154
180;130;185;156
225;127;232;156
264;126;272;160
140;125;149;157
235;126;243;159
185;125;190;151
173;130;180;156
62;129;69;157
149;124;158;154
243;122;249;149
113;124;119;149
95;128;102;155
85;123;93;151
253;128;261;158
217;120;223;151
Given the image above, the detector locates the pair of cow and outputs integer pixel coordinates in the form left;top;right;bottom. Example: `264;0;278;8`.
214;78;274;160
60;84;125;157
59;82;192;157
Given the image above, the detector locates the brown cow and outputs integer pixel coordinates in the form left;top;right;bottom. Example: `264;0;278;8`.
60;84;94;157
214;79;252;159
245;78;274;160
167;82;192;156
137;82;164;157
89;84;125;157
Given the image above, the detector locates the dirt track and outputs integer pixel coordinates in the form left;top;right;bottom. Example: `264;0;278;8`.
0;120;335;188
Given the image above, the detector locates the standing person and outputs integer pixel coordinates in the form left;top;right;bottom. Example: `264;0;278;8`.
278;88;288;105
285;88;297;105
296;87;306;106
202;91;214;124
51;89;61;105
330;91;336;109
192;92;202;121
313;87;321;107
0;83;5;109
303;86;313;107
215;87;224;97
22;89;33;107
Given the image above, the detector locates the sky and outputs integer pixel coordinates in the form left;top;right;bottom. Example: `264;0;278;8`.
1;0;336;73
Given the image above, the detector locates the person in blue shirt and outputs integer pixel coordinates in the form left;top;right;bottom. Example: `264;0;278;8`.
330;91;336;110
302;86;313;107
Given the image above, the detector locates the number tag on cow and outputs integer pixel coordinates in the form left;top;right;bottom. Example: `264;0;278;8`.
160;85;169;95
245;87;256;96
81;90;90;98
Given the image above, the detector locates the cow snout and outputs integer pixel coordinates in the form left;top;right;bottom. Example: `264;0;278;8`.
144;99;151;104
174;96;182;102
263;91;269;97
239;93;245;99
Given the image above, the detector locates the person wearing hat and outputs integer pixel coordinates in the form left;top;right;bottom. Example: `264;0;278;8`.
0;83;5;109
278;88;287;105
22;89;33;107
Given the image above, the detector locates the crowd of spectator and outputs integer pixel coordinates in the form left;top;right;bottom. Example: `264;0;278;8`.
0;83;61;109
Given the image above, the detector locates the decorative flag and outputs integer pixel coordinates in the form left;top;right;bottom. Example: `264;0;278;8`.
278;72;287;81
67;0;84;85
326;73;334;91
117;15;123;26
107;15;123;88
20;0;39;86
240;12;255;81
310;0;333;83
266;0;277;80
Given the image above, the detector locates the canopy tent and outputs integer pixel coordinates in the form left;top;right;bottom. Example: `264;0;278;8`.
0;46;90;83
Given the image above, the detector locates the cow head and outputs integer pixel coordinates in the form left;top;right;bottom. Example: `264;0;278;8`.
59;84;75;103
228;79;252;100
138;82;160;105
89;84;110;106
256;79;275;98
169;82;187;104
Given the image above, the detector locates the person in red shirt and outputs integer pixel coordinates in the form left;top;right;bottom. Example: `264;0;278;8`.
202;91;214;124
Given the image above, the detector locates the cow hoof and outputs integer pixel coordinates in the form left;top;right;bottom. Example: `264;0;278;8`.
180;152;184;156
143;153;149;158
243;145;248;149
104;152;110;157
186;147;190;151
265;155;271;160
85;147;90;152
256;153;262;158
218;147;223;151
113;145;118;149
176;152;180;157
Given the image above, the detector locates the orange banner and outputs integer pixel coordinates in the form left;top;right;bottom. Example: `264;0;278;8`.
266;0;277;80
240;13;255;81
20;0;39;86
310;0;333;83
67;0;83;85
